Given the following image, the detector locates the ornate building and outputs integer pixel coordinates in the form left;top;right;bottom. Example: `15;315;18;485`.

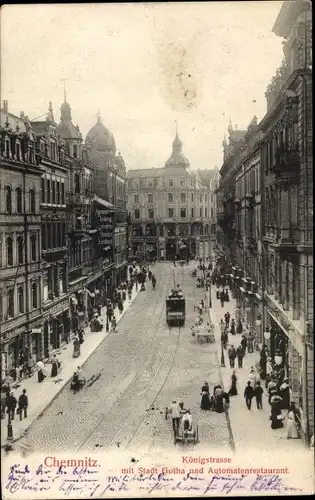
216;0;313;444
0;101;43;374
85;114;128;285
31;103;70;357
127;130;215;261
260;0;313;444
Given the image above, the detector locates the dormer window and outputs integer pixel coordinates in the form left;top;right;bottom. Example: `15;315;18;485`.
51;142;56;161
73;144;78;158
5;137;10;158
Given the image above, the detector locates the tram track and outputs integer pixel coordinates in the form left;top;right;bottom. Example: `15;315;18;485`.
75;266;178;452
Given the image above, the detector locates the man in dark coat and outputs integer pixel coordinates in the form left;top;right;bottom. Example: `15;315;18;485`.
17;389;28;420
236;345;244;368
220;290;225;308
224;312;231;328
6;392;17;420
244;382;254;410
228;346;236;368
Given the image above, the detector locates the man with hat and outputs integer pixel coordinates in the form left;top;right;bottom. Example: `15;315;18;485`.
169;399;181;434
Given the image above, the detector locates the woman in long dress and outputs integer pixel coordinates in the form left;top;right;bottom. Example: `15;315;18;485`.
286;402;299;439
214;386;225;413
200;382;211;410
73;337;80;358
270;395;284;429
50;355;59;377
36;360;46;383
228;371;238;396
279;379;290;410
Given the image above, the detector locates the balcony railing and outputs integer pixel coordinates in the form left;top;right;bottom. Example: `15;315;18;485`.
271;147;299;184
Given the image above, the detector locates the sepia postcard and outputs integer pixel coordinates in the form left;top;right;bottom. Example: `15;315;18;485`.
0;1;314;498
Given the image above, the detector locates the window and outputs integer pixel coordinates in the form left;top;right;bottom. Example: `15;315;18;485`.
75;174;80;193
31;234;36;261
169;179;174;187
134;209;140;219
7;289;14;318
16;187;22;213
148;193;153;203
73;144;78;158
52;181;56;203
134;194;139;203
205;207;208;217
148;209;154;219
200;208;202;217
32;283;38;309
5;186;12;213
46;179;51;203
168;193;173;202
200;193;203;202
180;208;186;218
30;189;36;213
47;223;52;248
180;193;186;203
61;183;65;204
180;179;185;187
191;208;194;218
7;237;13;266
205;194;208;202
41;178;45;203
191;193;194;202
168;208;174;218
56;182;60;204
17;236;23;264
18;286;24;314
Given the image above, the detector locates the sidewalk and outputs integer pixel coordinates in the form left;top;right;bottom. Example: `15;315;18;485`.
206;287;306;454
1;280;141;446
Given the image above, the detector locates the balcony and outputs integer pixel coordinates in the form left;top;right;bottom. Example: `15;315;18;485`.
271;147;299;186
67;192;92;206
270;227;299;254
245;192;256;210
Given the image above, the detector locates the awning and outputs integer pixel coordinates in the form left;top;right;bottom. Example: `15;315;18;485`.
254;293;262;300
239;287;246;293
93;195;123;212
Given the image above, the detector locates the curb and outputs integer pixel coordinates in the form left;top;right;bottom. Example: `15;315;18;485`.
205;290;236;454
1;288;141;449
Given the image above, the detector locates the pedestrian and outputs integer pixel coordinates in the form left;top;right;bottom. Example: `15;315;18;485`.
220;319;225;333
36;360;46;383
236;345;244;368
236;319;243;334
240;334;247;355
50;354;59;377
169;399;181;433
221;331;228;350
248;367;257;390
279;378;290;410
247;330;255;353
78;328;84;344
6;392;17;420
268;377;278;404
17;389;28;421
224;288;230;302
270;394;284;429
286;402;300;439
111;316;117;332
224;312;230;328
228;371;238;396
230;318;236;336
254;381;264;409
220;290;225;307
244;382;254;410
73;336;81;358
228;345;236;368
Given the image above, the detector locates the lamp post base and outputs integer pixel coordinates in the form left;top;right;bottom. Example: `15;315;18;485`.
7;422;13;441
220;350;226;367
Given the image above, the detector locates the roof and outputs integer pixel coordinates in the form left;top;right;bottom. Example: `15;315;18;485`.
56;120;81;140
272;1;309;38
127;166;190;178
0;109;27;133
86;116;116;152
165;131;190;168
196;169;218;187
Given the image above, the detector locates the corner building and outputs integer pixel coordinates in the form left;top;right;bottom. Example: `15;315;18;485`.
127;131;216;261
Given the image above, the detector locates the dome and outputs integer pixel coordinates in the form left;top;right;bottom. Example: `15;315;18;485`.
115;152;125;169
165;130;190;168
55;100;82;140
85;114;116;153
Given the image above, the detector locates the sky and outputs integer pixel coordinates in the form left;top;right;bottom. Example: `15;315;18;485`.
1;1;284;171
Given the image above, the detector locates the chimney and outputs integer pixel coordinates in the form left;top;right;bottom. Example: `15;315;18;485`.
3;100;8;112
20;111;25;119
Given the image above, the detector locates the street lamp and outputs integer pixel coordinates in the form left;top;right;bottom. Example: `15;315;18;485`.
220;344;225;367
7;412;13;441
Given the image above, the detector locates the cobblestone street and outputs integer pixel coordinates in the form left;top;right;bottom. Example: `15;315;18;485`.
19;262;232;454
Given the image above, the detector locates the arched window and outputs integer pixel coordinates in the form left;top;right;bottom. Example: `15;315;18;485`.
5;186;12;214
32;283;38;309
31;234;36;261
30;189;36;213
17;236;24;264
6;237;13;266
73;144;78;158
7;288;14;318
16;187;22;213
18;286;24;314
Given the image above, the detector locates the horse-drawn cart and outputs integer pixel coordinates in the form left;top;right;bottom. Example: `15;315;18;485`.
193;324;215;344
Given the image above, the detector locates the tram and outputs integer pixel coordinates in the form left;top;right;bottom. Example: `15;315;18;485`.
166;289;186;326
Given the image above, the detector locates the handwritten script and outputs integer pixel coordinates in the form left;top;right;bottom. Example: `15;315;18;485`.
4;464;303;497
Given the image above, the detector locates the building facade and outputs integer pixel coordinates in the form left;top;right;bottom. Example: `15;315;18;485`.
260;0;313;443
0;101;43;374
85;114;128;284
127;131;216;261
216;0;313;443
